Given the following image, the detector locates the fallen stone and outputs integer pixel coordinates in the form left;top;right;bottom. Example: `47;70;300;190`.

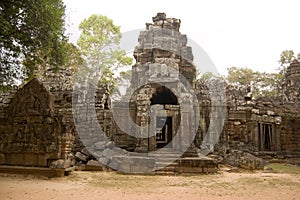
81;148;92;157
105;141;114;149
118;156;155;174
85;160;104;171
98;157;109;166
102;148;115;159
109;156;123;170
94;141;106;151
50;159;73;169
75;152;88;162
224;150;267;170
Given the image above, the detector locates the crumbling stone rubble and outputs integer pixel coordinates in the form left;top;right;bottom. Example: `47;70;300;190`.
0;13;299;175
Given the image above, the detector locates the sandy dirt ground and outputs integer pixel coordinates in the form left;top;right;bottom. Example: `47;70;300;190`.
0;168;300;200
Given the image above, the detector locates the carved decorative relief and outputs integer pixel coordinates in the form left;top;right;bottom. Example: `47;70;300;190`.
2;78;59;154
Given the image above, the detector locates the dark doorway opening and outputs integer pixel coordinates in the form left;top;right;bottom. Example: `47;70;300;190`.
150;86;178;105
156;116;173;148
258;123;273;151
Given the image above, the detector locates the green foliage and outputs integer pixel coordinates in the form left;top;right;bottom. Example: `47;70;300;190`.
227;66;256;86
0;0;67;87
36;42;84;78
77;14;132;92
119;70;132;81
267;163;300;174
199;72;214;82
279;50;296;67
226;66;282;98
63;43;85;74
278;50;300;77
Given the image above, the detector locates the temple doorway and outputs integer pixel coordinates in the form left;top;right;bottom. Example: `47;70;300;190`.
148;85;179;150
258;123;274;151
156;116;173;148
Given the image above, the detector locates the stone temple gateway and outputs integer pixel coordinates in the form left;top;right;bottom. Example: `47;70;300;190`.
113;12;199;155
0;13;300;176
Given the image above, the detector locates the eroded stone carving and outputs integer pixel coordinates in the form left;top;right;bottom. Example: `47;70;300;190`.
0;78;74;168
0;13;299;175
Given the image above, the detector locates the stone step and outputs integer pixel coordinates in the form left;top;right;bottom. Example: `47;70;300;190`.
155;161;178;168
148;152;182;157
154;165;178;173
149;150;183;173
0;165;66;177
149;153;181;156
155;171;177;175
154;157;180;173
155;157;179;163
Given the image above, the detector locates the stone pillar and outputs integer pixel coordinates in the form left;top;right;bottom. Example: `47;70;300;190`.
253;121;260;151
134;91;151;152
180;103;195;153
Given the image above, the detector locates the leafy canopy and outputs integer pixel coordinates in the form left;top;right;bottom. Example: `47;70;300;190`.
0;0;68;87
225;66;282;98
198;50;300;99
279;50;300;67
278;50;300;76
77;14;132;92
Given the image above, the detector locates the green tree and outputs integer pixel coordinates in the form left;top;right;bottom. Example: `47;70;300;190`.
0;0;67;88
226;66;256;86
278;50;300;76
255;72;282;97
36;42;85;78
279;50;296;67
77;14;132;92
199;72;214;82
225;66;282;98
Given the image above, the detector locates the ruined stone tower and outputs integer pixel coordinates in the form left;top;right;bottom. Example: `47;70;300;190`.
126;13;198;153
132;12;196;87
111;13;198;154
283;60;300;103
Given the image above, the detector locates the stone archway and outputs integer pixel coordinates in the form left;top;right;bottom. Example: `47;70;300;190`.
148;85;180;150
150;85;178;105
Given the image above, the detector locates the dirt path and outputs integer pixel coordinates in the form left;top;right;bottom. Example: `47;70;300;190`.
0;170;300;200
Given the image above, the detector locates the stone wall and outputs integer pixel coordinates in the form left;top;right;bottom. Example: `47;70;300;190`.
0;78;74;167
223;84;255;151
1;13;300;172
195;63;300;157
0;87;17;119
280;116;300;153
0;62;111;168
226;62;299;155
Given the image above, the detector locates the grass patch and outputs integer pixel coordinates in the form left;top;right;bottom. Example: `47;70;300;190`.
88;172;163;189
267;163;300;174
237;177;263;185
68;171;224;190
236;176;300;190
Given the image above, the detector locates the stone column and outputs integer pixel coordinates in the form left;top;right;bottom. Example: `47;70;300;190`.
180;103;194;152
134;91;151;153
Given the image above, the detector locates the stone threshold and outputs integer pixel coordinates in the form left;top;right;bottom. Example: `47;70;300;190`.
0;165;72;178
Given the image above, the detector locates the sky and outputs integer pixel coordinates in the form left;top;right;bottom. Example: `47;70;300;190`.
63;0;300;75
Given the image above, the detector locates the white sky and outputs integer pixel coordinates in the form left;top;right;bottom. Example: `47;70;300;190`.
63;0;300;75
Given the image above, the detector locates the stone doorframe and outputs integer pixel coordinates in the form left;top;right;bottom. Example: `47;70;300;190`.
148;104;180;151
